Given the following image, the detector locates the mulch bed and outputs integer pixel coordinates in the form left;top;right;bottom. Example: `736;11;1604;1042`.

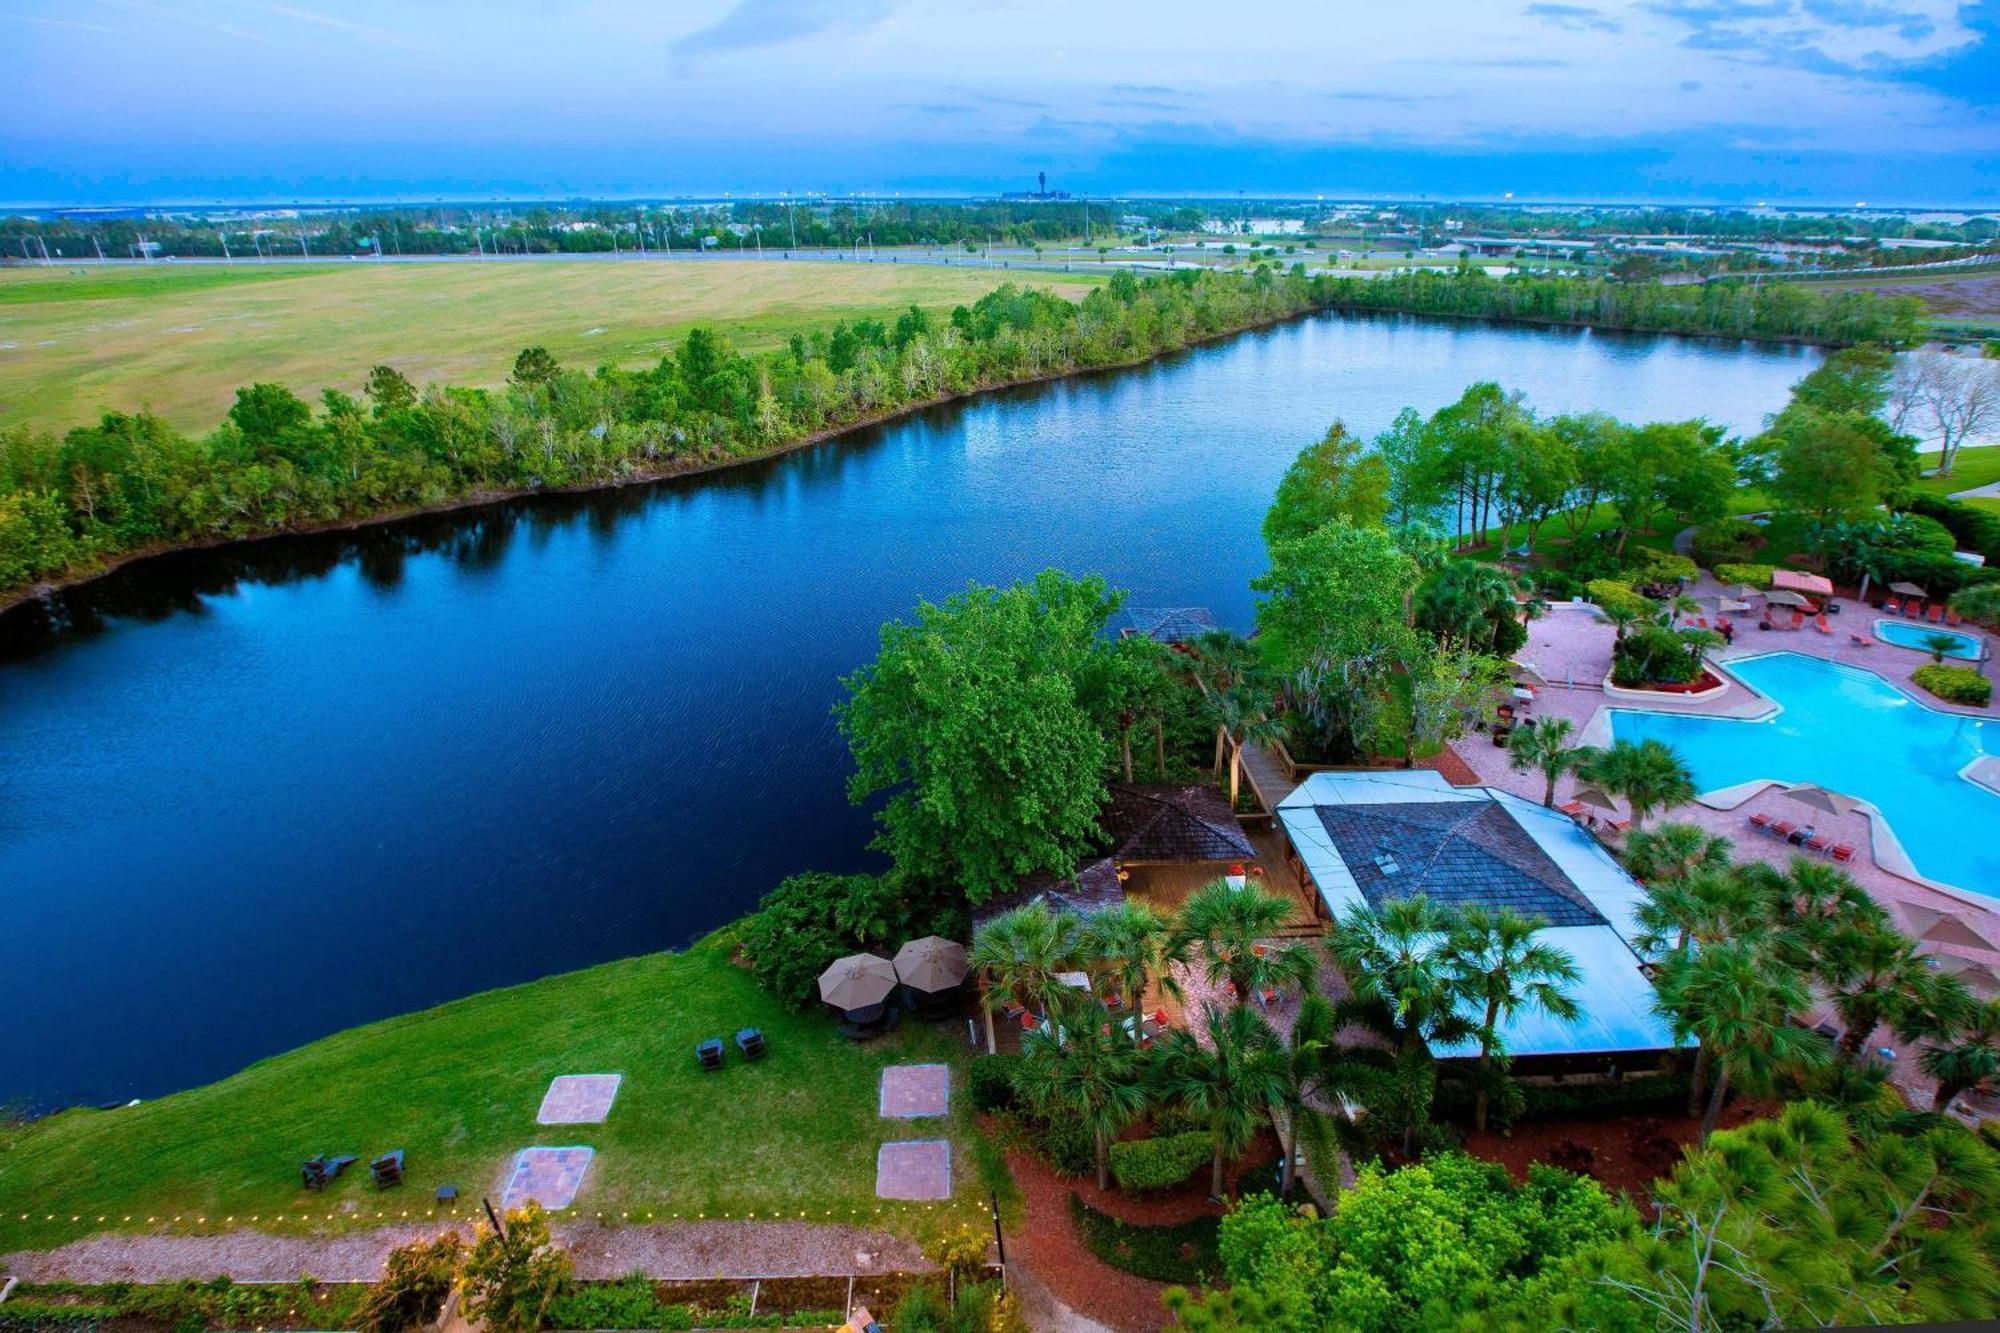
1459;1099;1770;1204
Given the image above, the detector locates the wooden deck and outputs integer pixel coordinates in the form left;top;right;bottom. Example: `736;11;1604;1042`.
1236;742;1298;814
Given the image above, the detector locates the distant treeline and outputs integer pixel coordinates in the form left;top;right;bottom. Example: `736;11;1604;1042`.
0;266;1309;598
1319;268;1927;344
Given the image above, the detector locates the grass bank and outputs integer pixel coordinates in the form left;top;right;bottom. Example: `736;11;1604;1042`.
0;930;979;1257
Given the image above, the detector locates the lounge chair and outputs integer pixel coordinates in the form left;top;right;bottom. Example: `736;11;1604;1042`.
1695;616;1709;629
1884;597;1901;614
1814;614;1832;635
1748;812;1772;832
1946;609;1962;627
696;1038;725;1071
1771;820;1797;839
1605;817;1631;834
301;1154;358;1191
735;1028;766;1060
1805;835;1830;853
1849;632;1871;647
1830;844;1856;863
1560;800;1587;819
1789;610;1806;630
1930;604;1947;623
371;1150;405;1189
1152;1007;1172;1029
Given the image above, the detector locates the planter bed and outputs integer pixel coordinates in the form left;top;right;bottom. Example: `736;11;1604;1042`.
1603;668;1728;700
0;1280;364;1333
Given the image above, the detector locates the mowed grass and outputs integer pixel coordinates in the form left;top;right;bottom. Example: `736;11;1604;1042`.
0;931;979;1254
0;259;1101;432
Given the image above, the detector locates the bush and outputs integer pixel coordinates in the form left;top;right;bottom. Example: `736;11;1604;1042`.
1913;664;1991;706
1067;1194;1223;1283
968;1054;1020;1113
1905;494;2000;561
1583;579;1654;622
1620;548;1698;585
1109;1132;1212;1192
1034;1113;1097;1177
1611;623;1704;687
1713;562;1776;588
737;871;962;1007
358;1234;463;1333
1533;569;1583;601
1690;518;1766;568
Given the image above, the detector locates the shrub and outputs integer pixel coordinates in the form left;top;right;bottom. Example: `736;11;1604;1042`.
1583;579;1654;623
737;871;961;1007
545;1277;680;1331
1913;664;1991;706
1533;569;1583;601
1620;548;1698;585
1109;1131;1212;1192
1067;1194;1223;1283
1611;623;1703;687
1905;494;2000;561
358;1233;464;1333
968;1053;1021;1113
1034;1114;1097;1177
1690;518;1766;568
1713;562;1776;588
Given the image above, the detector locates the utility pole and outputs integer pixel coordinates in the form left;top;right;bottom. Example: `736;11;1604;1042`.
635;211;646;255
219;231;232;263
299;232;310;259
92;233;106;263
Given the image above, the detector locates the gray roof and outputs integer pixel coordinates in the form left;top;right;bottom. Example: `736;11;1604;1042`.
1312;800;1606;928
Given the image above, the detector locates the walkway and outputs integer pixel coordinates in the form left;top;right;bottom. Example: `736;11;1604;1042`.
1236;742;1297;812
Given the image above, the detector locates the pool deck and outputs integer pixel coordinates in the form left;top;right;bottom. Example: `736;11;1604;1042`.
1476;592;2000;1115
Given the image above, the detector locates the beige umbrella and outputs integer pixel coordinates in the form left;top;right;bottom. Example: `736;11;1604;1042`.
1764;589;1811;608
1780;782;1862;818
1712;596;1753;614
893;936;969;993
818;953;899;1010
1725;584;1762;601
1889;581;1927;599
1570;784;1620;813
1902;905;2000;955
1930;953;2000;999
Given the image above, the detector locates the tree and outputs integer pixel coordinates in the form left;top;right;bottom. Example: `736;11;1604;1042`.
461;1202;572;1333
1765;406;1890;526
1950;582;2000;627
364;364;418;414
1155;1002;1286;1200
1442;906;1582;1133
1622;820;1732;892
1173;880;1318;1006
1602;420;1733;556
970;902;1081;1054
837;570;1123;903
1631;865;1763;962
1261;420;1391;546
1080;901;1178;1050
1251;520;1417;676
1208;683;1286;810
1920;996;2000;1113
1400;642;1504;768
1817;920;1967;1064
1580;737;1696;827
1653;940;1827;1142
1374;406;1447;526
1897;347;1999;475
1017;995;1148;1190
1505;716;1591;808
1411;561;1528;654
509;345;561;389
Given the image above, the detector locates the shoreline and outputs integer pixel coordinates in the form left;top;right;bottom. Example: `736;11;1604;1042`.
1317;299;1838;347
0;302;1319;618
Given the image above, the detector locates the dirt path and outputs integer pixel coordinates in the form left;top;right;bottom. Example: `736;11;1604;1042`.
1;1220;928;1284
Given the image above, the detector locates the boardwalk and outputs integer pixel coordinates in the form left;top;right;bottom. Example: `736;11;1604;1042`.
1236;742;1298;813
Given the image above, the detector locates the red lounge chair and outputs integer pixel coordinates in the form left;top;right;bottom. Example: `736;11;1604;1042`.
1814;614;1832;635
1805;835;1830;853
1830;844;1856;863
1771;820;1798;839
1749;812;1772;831
1695;616;1709;629
1560;800;1587;819
1946;609;1962;627
1885;598;1902;614
1849;632;1871;647
1718;617;1733;632
1789;610;1806;630
1606;818;1632;833
1152;1008;1170;1027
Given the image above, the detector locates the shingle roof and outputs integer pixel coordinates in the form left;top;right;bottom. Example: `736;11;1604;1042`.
1102;784;1256;864
970;857;1126;931
1313;800;1606;928
1120;607;1217;644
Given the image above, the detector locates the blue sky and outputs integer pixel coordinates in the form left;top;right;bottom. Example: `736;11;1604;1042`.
3;0;1996;206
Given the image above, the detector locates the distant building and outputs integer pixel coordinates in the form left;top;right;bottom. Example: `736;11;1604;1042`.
1002;170;1070;201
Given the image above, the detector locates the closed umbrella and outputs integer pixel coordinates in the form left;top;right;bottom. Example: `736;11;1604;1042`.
819;953;898;1010
1725;584;1762;601
1716;597;1752;614
1781;782;1862;818
893;936;969;994
1889;581;1927;599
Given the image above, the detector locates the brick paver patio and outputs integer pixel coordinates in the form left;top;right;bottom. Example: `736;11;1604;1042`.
536;1074;622;1124
501;1146;594;1211
875;1140;951;1201
878;1064;950;1118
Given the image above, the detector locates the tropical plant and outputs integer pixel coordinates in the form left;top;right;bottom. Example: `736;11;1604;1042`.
1631;865;1764;960
1920;996;2000;1113
1623;821;1733;890
1154;1002;1286;1201
1817;920;1969;1064
1173;880;1318;1006
356;1232;464;1333
1652;940;1828;1142
970;902;1081;1053
1400;642;1506;768
1503;715;1591;807
1922;631;1964;664
1016;993;1149;1190
1264;992;1387;1199
460;1202;572;1333
1412;560;1531;654
1080;901;1180;1049
1441;907;1583;1133
1580;737;1696;827
1213;684;1287;810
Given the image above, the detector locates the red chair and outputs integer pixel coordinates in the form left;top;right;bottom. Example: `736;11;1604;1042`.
1805;835;1830;853
1830;844;1856;863
1946;609;1962;627
1849;632;1872;647
1152;1008;1171;1028
1928;604;1946;624
1771;820;1797;839
1814;614;1832;635
1885;597;1902;614
1790;610;1806;630
1749;812;1772;831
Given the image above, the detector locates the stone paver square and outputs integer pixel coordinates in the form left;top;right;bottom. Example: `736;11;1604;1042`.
501;1146;594;1210
875;1139;951;1201
536;1073;622;1124
878;1063;950;1118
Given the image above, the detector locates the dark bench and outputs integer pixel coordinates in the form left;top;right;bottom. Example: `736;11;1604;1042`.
371;1149;405;1189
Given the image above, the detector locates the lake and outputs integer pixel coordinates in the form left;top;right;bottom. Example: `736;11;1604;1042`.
0;312;1819;1108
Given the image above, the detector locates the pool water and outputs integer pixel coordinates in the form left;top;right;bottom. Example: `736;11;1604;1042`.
1610;653;1998;899
1873;618;1984;661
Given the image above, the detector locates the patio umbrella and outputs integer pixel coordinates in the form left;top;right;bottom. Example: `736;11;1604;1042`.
1772;570;1834;596
1780;782;1862;818
818;953;899;1010
1725;584;1762;601
1902;905;2000;955
1569;783;1620;813
1889;581;1927;599
1764;589;1810;608
1930;953;2000;999
893;936;968;994
1716;597;1753;614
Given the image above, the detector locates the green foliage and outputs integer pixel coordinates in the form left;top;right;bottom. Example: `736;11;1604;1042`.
1252;520;1417;675
462;1202;573;1333
1913;663;1992;705
1434;1071;1692;1128
1712;561;1776;587
1582;578;1653;623
1610;622;1705;688
1578;737;1696;826
1618;547;1699;586
1068;1193;1224;1283
1689;518;1765;568
968;1053;1021;1113
737;871;955;1007
1109;1131;1214;1192
837;570;1124;904
1412;561;1528;654
357;1233;464;1333
1032;1111;1098;1178
1261;420;1390;546
1;1281;366;1333
1906;492;2000;563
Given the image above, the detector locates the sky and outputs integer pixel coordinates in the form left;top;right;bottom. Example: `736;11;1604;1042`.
3;0;1997;207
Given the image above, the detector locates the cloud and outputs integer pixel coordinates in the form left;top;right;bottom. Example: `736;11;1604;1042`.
1325;90;1445;103
13;12;119;32
1525;3;1622;32
257;3;440;52
671;0;897;60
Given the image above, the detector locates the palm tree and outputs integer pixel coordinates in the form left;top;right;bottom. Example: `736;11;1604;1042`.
1921;632;1962;665
1441;907;1582;1133
1632;865;1764;960
1504;716;1591;807
1220;686;1286;811
1817;922;1969;1065
1920;997;2000;1113
969;903;1081;1054
1581;737;1696;827
1623;821;1733;890
1326;895;1475;1154
1080;901;1179;1050
1653;939;1828;1143
1016;994;1149;1190
1154;1002;1285;1201
1173;881;1318;1005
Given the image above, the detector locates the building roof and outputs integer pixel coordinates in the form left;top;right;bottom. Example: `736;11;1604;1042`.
1278;770;1677;1060
1120;606;1217;644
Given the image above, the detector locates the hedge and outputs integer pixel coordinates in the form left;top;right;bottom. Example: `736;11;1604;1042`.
1584;579;1654;621
1713;562;1776;588
1913;664;1991;706
968;1053;1020;1113
1619;548;1698;585
1690;518;1766;568
1066;1194;1223;1284
1108;1131;1212;1192
1906;494;2000;563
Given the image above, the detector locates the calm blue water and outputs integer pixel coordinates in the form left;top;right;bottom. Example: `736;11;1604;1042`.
1872;619;1984;661
0;312;1819;1108
1611;653;1999;897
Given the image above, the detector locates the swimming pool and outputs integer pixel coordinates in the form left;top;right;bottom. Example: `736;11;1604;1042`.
1609;653;1998;900
1873;619;1984;661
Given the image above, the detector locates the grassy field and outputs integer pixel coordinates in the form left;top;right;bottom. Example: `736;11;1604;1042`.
0;930;985;1256
0;260;1101;433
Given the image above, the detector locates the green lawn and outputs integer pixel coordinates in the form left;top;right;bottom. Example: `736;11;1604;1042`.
0;259;1102;433
0;930;983;1256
